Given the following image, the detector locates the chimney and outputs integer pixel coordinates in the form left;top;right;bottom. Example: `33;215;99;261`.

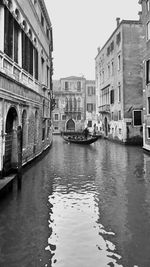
97;47;100;53
116;17;120;27
138;11;142;21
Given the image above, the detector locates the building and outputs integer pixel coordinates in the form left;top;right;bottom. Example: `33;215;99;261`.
52;76;96;134
139;0;150;152
95;17;144;144
0;0;53;177
52;76;86;133
85;80;97;133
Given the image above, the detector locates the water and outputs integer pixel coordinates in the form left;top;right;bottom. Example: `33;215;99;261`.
0;136;150;267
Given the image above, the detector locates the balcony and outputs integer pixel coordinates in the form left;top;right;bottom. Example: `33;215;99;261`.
64;107;83;114
99;104;110;114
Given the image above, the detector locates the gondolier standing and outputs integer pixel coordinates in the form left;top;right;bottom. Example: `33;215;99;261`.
83;127;89;139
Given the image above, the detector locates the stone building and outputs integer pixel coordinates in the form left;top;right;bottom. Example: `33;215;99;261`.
95;18;144;144
139;0;150;152
85;80;97;133
0;0;53;177
52;76;86;133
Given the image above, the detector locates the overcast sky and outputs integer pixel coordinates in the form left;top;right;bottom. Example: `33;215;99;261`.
44;0;140;80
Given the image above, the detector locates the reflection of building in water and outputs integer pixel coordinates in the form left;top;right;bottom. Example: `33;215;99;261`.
0;0;53;177
95;140;150;266
95;17;144;145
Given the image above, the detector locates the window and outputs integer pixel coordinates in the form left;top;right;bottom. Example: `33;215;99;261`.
87;104;93;112
111;61;114;76
88;86;95;95
77;114;81;120
62;115;66;120
147;21;150;40
41;14;44;27
148;127;150;138
119;128;122;134
118;110;121;120
118;55;121;70
4;7;20;63
65;81;69;90
34;48;38;80
118;83;121;102
148;97;150;114
110;41;114;52
133;110;142;126
107;46;110;56
77;81;81;91
146;60;150;84
108;64;110;78
147;0;150;12
116;32;121;45
22;30;34;75
54;126;58;130
87;121;92;127
46;27;49;39
47;66;49;87
110;90;114;104
111;112;114;120
55;99;59;108
54;114;59;120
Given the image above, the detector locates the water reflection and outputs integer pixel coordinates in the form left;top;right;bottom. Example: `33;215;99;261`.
0;137;150;267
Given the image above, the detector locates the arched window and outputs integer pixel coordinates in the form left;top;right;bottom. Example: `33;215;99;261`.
22;20;27;32
69;97;72;111
28;29;32;39
77;97;81;111
15;8;20;21
74;97;77;111
65;97;68;111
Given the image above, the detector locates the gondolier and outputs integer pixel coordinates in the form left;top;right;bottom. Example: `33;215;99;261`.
83;127;89;139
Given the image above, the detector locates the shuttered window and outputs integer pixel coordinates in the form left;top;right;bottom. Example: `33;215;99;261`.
14;21;19;63
4;7;13;59
34;48;38;80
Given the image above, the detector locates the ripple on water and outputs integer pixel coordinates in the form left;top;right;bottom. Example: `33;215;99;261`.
46;188;123;267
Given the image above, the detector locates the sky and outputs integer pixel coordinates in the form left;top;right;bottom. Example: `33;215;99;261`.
44;0;140;80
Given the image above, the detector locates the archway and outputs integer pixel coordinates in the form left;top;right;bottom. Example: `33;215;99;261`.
66;119;75;131
104;117;108;137
4;107;19;174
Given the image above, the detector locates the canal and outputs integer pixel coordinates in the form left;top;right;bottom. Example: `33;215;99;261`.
0;136;150;267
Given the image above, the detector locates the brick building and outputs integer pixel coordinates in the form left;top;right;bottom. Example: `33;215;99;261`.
95;18;144;144
139;0;150;151
0;0;53;177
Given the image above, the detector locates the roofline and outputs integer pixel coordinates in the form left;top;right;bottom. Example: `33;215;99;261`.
95;19;141;60
39;0;52;28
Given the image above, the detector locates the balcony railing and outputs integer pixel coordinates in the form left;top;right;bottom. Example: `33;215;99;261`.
0;51;41;93
64;107;83;113
99;104;110;113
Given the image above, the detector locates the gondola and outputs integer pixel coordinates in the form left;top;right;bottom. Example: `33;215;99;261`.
62;135;98;145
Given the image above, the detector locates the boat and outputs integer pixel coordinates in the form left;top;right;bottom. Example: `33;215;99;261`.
62;135;98;145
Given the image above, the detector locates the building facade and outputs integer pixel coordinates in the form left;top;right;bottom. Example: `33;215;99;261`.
0;0;53;177
52;77;96;134
95;18;144;144
52;76;86;133
139;0;150;151
85;80;97;133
